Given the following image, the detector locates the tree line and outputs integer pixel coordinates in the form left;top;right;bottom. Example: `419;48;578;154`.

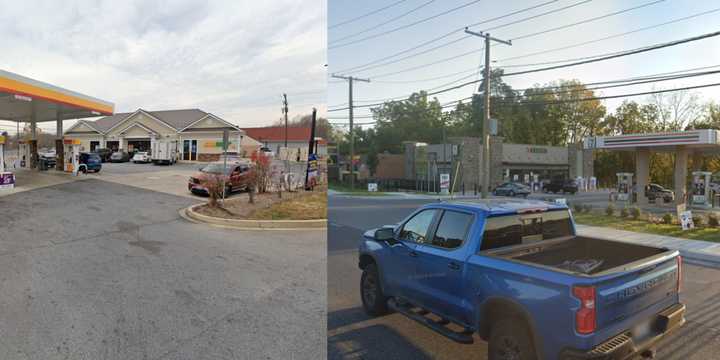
335;69;720;187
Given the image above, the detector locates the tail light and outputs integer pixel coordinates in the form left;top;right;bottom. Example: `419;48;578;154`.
573;285;596;334
677;256;683;293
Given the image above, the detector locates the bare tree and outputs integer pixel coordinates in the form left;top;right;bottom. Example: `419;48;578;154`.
649;88;701;131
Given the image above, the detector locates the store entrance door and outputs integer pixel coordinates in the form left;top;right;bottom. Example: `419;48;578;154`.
183;140;197;161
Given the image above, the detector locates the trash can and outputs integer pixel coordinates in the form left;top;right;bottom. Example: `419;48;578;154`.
38;158;47;171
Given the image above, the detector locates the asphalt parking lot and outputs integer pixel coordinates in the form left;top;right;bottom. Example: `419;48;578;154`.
328;194;720;360
0;176;326;359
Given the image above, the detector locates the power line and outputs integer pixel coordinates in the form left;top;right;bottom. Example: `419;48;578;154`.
329;0;409;29
497;6;720;63
357;0;666;78
329;0;484;50
426;29;720;97
342;6;720;88
330;0;436;45
332;0;570;74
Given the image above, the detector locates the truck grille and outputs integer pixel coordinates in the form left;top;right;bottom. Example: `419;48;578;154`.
589;332;631;354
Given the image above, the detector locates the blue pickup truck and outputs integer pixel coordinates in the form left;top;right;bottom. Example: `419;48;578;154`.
358;199;684;360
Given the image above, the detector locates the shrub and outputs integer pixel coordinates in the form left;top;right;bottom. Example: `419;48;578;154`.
583;204;592;213
662;213;673;225
709;213;719;227
573;203;583;213
692;215;704;226
620;207;629;218
629;206;641;220
605;203;615;216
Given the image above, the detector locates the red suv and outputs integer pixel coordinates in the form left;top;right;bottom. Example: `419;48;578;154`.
188;161;255;196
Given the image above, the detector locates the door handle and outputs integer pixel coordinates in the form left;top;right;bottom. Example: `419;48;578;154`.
409;251;418;258
448;262;460;270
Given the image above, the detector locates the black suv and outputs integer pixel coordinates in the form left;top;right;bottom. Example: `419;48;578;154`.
94;148;113;162
644;183;674;203
542;179;578;194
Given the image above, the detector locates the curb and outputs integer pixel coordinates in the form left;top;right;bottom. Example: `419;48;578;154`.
182;203;327;230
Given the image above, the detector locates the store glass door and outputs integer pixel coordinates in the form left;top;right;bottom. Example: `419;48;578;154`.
183;140;197;161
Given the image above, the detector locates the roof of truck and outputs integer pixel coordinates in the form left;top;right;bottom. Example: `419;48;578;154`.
437;198;568;216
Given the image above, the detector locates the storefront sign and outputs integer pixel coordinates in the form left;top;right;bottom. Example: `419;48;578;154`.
526;147;548;154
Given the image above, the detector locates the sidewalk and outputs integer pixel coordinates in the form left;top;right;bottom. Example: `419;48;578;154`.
576;224;720;267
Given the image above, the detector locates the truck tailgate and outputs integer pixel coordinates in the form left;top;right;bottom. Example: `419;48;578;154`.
594;252;679;332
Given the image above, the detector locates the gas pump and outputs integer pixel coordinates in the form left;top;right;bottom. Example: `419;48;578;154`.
63;139;83;175
616;172;634;202
0;135;14;190
18;140;30;168
691;171;712;208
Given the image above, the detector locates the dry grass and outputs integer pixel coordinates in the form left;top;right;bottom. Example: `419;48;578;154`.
195;187;327;220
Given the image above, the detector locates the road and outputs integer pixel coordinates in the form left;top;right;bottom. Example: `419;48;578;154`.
328;194;720;359
0;179;326;359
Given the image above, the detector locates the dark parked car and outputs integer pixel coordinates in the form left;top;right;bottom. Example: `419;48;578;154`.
645;183;675;203
110;151;130;163
492;182;531;197
78;152;102;173
543;179;578;194
94;148;113;162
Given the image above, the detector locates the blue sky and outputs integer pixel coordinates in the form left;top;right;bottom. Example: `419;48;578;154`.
328;0;720;128
0;0;326;135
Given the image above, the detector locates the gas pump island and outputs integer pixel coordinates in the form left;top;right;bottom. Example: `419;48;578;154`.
63;139;83;175
616;172;633;202
0;135;14;190
692;171;712;208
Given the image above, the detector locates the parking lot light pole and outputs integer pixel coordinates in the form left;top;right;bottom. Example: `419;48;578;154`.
464;28;511;198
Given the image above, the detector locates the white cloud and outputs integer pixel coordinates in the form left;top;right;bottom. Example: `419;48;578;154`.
0;0;326;133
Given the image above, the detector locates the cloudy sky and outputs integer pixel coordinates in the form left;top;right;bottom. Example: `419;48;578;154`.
0;0;326;135
328;0;720;128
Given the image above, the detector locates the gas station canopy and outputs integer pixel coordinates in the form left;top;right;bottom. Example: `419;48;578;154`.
584;129;720;153
0;69;114;123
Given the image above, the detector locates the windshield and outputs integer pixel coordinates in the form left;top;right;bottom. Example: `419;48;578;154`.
201;164;232;174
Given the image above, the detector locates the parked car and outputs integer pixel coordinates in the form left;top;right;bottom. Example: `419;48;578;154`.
132;151;152;164
188;161;255;196
645;183;675;203
358;199;685;360
543;178;578;194
38;149;57;168
492;182;531;197
110;151;130;163
259;146;275;158
78;152;102;173
94;148;113;162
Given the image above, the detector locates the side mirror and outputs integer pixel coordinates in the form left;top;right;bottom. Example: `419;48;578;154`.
375;227;396;243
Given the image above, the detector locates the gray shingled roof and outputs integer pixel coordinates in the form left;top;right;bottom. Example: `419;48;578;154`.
74;109;230;134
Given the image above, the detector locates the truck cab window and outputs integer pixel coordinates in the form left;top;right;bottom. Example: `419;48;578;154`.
399;209;437;244
432;211;472;249
480;210;573;251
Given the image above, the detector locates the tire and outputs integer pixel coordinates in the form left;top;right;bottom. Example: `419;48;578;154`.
508;190;515;197
224;185;232;197
360;263;389;316
489;318;537;360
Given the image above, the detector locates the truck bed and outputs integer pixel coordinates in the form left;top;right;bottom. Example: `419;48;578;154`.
487;236;668;275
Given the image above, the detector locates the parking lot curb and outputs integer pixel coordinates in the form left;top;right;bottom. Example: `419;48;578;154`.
181;204;327;230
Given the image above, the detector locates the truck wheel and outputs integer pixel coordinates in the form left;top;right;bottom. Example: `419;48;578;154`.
489;318;537;360
361;263;388;316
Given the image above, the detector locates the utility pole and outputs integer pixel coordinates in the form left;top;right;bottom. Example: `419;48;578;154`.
331;74;370;190
465;28;511;198
282;93;289;148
